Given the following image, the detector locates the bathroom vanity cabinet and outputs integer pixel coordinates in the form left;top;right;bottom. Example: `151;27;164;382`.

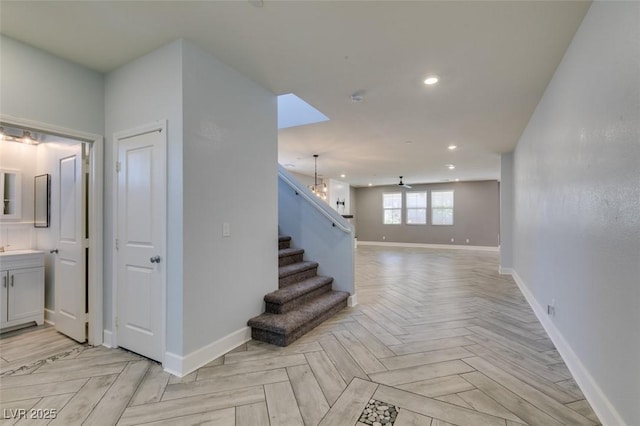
0;250;45;330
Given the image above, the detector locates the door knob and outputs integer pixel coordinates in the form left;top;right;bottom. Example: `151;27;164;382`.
50;249;59;254
150;256;161;263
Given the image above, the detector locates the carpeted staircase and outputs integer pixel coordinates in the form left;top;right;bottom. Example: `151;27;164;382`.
247;235;349;346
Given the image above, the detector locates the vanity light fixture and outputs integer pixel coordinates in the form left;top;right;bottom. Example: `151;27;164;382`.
22;131;37;145
0;128;39;145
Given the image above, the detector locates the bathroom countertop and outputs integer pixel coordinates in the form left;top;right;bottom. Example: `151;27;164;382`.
0;249;45;257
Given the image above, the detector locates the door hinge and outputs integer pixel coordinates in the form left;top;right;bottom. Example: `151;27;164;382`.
115;161;121;173
115;238;119;251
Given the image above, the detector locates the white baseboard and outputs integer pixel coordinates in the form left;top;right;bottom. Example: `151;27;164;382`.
44;308;55;325
511;270;625;426
357;241;499;252
348;294;358;307
498;266;513;275
102;330;114;348
164;326;252;377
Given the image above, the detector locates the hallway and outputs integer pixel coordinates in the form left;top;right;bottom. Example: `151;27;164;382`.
0;246;600;425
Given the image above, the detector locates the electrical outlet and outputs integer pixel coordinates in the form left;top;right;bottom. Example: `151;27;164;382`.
451;238;455;243
382;236;386;240
466;238;470;243
222;222;231;237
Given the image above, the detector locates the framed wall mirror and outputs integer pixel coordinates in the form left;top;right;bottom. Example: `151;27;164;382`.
0;169;22;219
34;174;50;228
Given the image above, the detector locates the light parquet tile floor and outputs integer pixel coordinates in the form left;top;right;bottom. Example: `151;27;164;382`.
0;246;601;425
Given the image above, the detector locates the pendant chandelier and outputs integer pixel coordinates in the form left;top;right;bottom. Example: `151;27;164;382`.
308;154;327;200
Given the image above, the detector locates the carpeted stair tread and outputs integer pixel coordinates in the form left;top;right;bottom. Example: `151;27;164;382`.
278;247;304;258
278;247;305;267
279;261;318;278
278;235;292;249
265;275;333;305
249;234;350;346
248;291;349;335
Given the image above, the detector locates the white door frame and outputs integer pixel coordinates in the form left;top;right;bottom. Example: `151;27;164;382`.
0;114;104;346
112;120;167;364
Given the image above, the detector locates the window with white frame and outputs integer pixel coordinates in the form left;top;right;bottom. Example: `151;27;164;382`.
431;190;454;225
383;192;402;224
406;192;427;224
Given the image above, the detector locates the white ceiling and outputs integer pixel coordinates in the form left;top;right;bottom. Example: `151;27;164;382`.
0;1;590;187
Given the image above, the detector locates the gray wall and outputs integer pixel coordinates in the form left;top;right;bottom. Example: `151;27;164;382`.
499;153;514;270
0;35;104;135
355;180;499;247
511;2;639;424
105;40;185;354
106;39;279;357
181;41;277;354
279;168;354;296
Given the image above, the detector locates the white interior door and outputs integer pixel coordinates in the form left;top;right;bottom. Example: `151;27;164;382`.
54;144;87;342
116;125;165;362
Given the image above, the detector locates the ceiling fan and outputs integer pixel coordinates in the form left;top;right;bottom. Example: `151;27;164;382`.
397;176;412;189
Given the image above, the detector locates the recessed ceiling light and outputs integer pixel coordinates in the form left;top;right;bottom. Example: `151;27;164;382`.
340;174;346;178
424;75;439;85
447;164;455;170
350;92;364;102
448;144;457;150
455;178;460;182
368;183;373;187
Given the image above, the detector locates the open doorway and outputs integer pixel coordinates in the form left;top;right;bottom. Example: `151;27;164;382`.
0;117;103;345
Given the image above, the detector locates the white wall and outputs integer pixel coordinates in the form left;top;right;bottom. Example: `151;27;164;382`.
181;41;278;354
511;3;639;424
105;40;184;354
287;170;316;187
0;141;37;250
0;35;104;135
499;152;514;271
328;179;350;215
35;142;61;313
279;167;355;297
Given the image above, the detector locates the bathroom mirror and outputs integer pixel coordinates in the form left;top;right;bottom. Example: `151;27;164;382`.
34;174;50;228
0;169;21;219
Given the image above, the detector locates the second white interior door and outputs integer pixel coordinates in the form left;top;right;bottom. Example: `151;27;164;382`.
116;124;166;362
